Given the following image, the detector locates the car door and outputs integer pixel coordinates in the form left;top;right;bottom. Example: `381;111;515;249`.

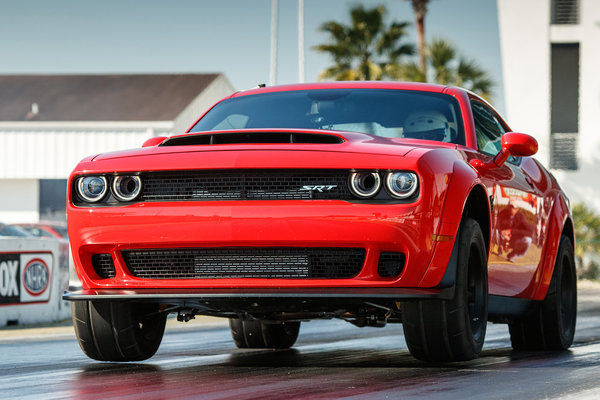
469;100;543;297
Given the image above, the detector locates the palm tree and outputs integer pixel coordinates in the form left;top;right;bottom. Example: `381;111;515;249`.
315;5;414;81
406;0;430;80
397;38;493;100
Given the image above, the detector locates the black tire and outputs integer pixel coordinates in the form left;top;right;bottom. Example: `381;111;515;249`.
402;217;488;362
72;301;167;361
509;235;577;351
229;319;300;349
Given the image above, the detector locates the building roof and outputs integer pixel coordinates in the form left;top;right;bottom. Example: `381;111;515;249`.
0;74;221;121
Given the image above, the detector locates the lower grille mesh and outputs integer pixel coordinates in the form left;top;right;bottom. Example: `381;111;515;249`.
122;248;366;279
91;254;116;278
377;252;406;278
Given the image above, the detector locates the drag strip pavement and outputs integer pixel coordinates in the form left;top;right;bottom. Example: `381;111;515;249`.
1;288;599;400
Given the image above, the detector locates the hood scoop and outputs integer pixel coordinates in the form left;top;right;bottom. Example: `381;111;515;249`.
161;131;344;146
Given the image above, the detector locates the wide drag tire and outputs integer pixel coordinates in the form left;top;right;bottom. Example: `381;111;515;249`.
72;301;167;362
509;235;576;351
403;217;488;362
229;319;300;349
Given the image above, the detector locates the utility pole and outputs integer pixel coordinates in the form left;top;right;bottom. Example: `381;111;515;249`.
270;0;278;86
298;0;304;83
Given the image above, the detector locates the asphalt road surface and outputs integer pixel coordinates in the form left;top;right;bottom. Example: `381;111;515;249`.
2;286;600;400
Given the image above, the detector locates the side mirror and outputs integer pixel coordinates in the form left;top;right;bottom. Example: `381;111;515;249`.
501;132;538;157
142;136;167;148
470;132;538;171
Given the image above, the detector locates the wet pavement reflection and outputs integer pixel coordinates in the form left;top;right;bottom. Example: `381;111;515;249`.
1;288;600;400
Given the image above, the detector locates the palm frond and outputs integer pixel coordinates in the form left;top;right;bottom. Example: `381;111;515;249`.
316;4;413;82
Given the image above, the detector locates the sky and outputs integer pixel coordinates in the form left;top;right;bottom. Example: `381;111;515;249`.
0;0;504;111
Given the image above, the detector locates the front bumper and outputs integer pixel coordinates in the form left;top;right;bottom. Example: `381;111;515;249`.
68;199;458;290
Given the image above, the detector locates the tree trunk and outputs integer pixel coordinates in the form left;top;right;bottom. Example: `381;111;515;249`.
416;14;426;80
410;0;428;81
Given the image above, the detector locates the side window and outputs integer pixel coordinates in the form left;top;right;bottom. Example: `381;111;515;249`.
471;101;505;156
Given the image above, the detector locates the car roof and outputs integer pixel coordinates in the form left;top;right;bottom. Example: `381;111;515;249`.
231;81;451;98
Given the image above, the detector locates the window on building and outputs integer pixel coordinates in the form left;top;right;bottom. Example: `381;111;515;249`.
39;179;67;221
550;43;579;170
551;0;580;25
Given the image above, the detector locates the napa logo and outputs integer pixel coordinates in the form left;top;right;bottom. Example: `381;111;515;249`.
23;259;49;296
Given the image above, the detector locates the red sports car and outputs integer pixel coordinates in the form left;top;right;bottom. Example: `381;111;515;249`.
64;82;576;362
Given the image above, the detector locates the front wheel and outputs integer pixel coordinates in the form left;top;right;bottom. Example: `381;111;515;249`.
229;319;300;349
72;301;167;361
402;217;488;362
509;235;577;350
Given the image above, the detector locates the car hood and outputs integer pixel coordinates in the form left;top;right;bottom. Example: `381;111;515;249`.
92;129;456;162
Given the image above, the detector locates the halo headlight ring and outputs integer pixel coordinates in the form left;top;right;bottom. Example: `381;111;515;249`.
349;171;381;198
112;175;142;202
385;172;418;199
77;176;108;203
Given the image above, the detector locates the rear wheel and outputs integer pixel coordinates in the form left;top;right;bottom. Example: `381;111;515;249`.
402;217;488;362
229;319;300;349
72;301;166;361
509;235;576;351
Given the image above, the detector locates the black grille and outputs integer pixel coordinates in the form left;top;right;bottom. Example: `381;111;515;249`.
377;252;405;278
140;170;352;201
91;254;116;278
122;247;366;279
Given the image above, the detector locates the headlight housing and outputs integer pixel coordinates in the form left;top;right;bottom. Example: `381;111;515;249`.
112;176;142;202
77;176;108;203
349;171;381;198
385;172;418;199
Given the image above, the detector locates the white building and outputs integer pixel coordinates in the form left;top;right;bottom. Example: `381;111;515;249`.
0;74;234;223
498;0;600;211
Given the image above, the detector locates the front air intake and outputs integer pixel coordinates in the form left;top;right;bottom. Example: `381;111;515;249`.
91;254;116;278
122;247;366;279
377;252;406;278
160;131;343;146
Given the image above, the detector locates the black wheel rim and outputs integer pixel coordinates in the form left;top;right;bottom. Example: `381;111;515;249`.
467;244;485;342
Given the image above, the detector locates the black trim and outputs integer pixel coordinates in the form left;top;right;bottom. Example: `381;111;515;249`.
488;294;540;320
63;286;454;302
436;231;460;290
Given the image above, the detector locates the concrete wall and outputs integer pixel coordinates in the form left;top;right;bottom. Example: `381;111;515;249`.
0;179;39;223
498;0;551;164
0;237;70;326
498;0;600;211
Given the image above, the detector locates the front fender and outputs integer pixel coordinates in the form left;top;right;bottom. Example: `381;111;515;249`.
418;160;487;287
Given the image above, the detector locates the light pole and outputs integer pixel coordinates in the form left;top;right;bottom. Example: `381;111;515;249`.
298;0;304;83
269;0;278;86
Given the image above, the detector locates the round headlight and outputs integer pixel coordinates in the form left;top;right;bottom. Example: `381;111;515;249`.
349;171;381;198
112;176;142;202
77;176;107;203
385;172;418;199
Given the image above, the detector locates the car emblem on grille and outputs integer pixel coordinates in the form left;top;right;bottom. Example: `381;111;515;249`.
299;185;338;192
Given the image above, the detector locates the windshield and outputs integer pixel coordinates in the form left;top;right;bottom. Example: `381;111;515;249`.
190;89;465;145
